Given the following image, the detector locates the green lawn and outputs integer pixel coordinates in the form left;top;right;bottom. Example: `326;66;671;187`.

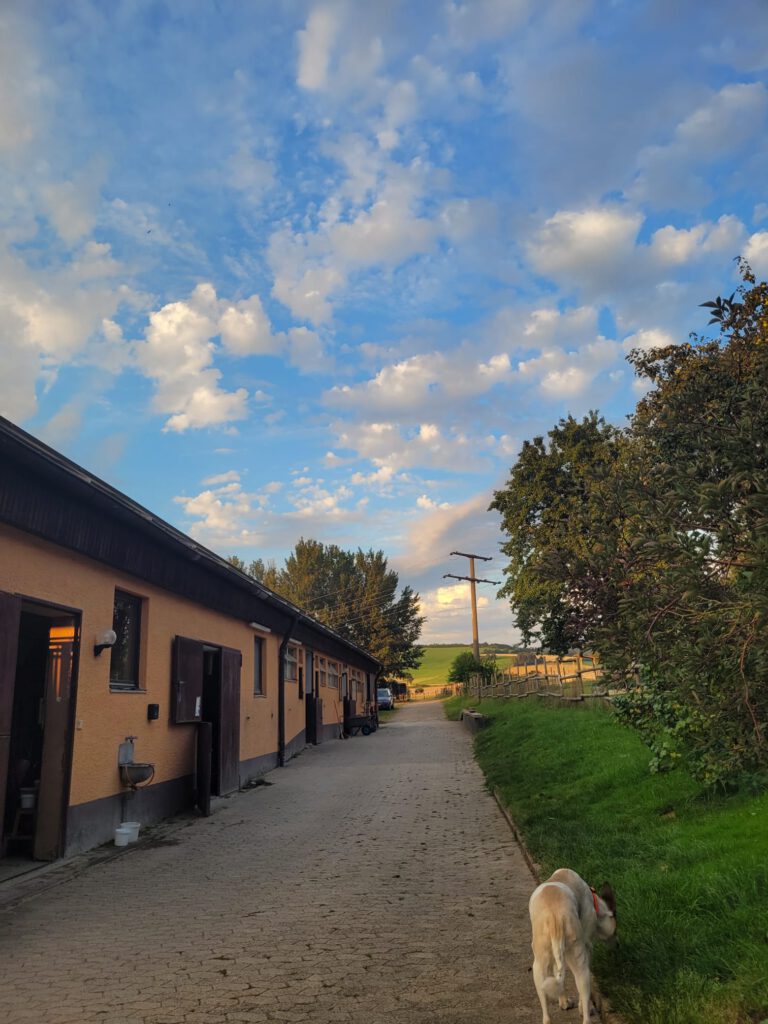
410;645;471;688
445;695;768;1024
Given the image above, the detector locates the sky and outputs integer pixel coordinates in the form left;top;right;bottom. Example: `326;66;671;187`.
2;0;768;644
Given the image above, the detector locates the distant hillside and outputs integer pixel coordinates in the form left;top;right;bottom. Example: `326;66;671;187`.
410;643;530;688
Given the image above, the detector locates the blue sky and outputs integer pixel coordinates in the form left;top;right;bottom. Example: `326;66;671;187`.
2;0;768;643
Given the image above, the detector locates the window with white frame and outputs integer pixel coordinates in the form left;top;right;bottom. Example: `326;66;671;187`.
328;660;339;688
284;644;299;683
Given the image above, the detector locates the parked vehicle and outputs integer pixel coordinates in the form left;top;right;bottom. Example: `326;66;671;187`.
377;686;395;711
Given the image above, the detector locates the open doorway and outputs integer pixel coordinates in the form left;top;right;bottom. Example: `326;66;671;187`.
0;596;79;871
171;635;241;803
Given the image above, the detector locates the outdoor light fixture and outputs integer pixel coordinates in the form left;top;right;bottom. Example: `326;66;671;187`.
248;621;272;633
94;629;117;657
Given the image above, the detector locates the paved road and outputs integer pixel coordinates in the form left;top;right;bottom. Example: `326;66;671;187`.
1;701;546;1024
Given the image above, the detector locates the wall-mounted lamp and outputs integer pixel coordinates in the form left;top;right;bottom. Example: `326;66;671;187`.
94;629;117;657
248;621;272;634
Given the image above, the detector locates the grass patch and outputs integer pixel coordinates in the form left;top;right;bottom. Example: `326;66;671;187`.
411;645;471;688
449;696;768;1024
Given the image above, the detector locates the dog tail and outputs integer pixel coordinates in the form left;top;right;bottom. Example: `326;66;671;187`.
541;918;566;999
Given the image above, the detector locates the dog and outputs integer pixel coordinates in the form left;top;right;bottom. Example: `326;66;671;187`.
528;868;617;1024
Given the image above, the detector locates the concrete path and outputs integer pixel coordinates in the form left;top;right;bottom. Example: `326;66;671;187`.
0;701;547;1024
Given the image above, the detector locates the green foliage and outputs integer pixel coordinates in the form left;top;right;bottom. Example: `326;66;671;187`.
446;650;496;683
230;538;424;678
491;265;768;784
489;411;626;653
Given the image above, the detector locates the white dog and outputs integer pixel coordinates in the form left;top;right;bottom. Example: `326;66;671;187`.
528;868;617;1024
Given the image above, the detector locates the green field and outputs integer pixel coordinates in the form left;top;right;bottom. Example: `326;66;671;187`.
410;645;471;687
411;645;519;688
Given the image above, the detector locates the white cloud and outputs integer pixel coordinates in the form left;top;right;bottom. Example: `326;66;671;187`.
268;144;496;325
649;215;746;265
0;306;40;421
518;335;623;400
40;162;106;245
137;282;337;431
137;284;250;432
286;326;333;373
528;206;643;292
0;10;49;153
395;490;502;579
744;231;768;277
326;347;512;417
334;420;479;473
416;494;452;510
445;0;532;49
351;465;396;487
621;328;675;354
219;295;277;356
203;470;241;485
629;83;768;208
297;6;341;91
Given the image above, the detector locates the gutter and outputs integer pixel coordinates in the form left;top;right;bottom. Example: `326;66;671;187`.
278;616;299;767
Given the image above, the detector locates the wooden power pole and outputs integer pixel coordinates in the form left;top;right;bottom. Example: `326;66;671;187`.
444;551;499;661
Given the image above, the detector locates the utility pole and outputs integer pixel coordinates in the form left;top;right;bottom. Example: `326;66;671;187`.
444;551;499;661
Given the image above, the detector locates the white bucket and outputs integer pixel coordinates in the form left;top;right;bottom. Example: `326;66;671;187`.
114;826;132;847
20;788;36;810
120;821;140;843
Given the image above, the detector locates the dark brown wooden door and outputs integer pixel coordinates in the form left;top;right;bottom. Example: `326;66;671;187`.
218;647;241;795
0;591;21;853
34;630;76;861
172;636;204;723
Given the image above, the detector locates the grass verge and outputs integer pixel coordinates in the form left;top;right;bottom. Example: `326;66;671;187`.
444;695;768;1024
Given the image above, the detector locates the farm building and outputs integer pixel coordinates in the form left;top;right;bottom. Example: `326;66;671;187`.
0;416;381;866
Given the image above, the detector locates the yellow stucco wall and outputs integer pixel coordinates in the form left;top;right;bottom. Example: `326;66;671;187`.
0;522;281;806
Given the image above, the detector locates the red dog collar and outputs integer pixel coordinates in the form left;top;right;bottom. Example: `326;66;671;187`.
590;887;600;915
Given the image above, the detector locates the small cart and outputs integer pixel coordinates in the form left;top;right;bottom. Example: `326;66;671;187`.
344;713;377;736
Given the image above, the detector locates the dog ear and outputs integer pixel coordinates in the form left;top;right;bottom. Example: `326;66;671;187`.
599;882;616;916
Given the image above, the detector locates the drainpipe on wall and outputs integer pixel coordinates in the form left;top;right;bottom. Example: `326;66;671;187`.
278;617;299;767
372;666;384;723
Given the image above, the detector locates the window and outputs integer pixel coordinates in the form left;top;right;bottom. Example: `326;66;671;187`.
110;590;142;690
285;644;299;683
253;636;265;696
316;656;327;688
328;660;339;688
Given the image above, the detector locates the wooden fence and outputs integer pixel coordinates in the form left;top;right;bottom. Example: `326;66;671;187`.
463;653;610;703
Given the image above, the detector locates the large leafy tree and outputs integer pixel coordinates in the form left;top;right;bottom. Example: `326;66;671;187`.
491;266;768;785
608;266;768;783
489;412;627;654
232;539;424;679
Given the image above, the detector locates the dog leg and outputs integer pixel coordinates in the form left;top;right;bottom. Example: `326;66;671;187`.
531;959;552;1024
565;948;592;1024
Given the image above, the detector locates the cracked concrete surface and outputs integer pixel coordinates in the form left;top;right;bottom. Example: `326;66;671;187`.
1;701;559;1024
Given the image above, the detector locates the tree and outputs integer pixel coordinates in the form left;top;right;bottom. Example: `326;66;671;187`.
491;265;768;786
447;651;496;683
228;538;424;679
489;413;627;654
607;265;768;784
